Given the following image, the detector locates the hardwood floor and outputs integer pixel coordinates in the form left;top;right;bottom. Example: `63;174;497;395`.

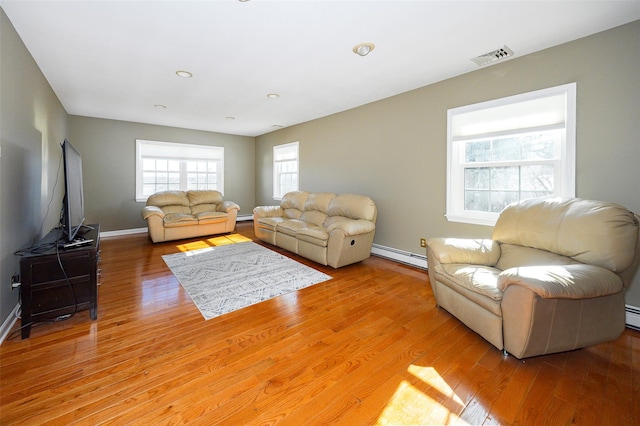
1;221;638;425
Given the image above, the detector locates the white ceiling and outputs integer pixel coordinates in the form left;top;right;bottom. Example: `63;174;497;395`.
2;1;639;137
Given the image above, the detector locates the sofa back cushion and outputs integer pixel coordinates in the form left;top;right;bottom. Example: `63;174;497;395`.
281;191;308;219
146;190;191;215
493;197;639;272
300;192;335;225
188;190;224;215
327;194;377;222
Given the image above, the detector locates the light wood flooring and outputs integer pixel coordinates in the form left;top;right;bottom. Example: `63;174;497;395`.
1;221;638;425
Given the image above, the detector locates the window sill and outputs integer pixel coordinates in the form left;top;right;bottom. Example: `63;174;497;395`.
445;213;497;227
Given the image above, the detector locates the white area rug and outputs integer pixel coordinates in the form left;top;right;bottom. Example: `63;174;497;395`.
162;242;332;320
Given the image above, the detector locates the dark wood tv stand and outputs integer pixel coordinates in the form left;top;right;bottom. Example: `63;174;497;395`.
18;224;100;338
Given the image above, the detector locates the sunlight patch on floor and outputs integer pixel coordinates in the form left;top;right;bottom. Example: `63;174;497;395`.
175;233;251;252
376;366;468;425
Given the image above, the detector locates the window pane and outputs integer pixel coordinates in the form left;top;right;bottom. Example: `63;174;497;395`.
492;137;521;161
521;164;555;192
464;168;490;189
490;191;519;213
491;166;519;190
465;140;491;162
465;190;489;211
521;132;560;160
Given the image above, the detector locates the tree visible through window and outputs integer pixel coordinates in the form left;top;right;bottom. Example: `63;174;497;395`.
447;83;576;226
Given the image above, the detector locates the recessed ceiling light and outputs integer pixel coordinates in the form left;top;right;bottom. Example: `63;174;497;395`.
353;43;375;57
154;104;167;109
225;116;236;120
267;93;280;99
271;124;283;128
176;70;193;78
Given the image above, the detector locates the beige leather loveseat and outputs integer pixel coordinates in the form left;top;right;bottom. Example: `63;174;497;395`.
253;191;377;268
141;190;240;243
427;198;640;359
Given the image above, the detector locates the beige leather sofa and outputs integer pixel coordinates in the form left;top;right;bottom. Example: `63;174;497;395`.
141;190;240;243
253;191;377;268
427;198;640;359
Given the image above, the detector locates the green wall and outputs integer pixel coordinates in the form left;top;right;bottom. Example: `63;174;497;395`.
256;21;640;306
1;8;69;330
68;116;255;232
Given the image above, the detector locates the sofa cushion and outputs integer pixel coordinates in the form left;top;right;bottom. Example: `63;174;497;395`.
147;190;189;208
304;192;335;214
195;211;228;224
164;213;198;228
495;244;579;271
494;198;639;272
327;194;376;221
281;191;309;211
300;210;328;226
187;190;224;206
277;219;308;237
439;264;503;301
256;217;285;231
297;226;330;246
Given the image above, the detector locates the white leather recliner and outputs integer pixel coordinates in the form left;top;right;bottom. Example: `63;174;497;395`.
427;197;640;359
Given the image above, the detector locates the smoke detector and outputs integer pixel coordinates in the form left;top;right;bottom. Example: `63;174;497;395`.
471;45;514;66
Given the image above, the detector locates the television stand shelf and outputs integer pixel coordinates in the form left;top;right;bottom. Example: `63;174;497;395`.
18;224;100;339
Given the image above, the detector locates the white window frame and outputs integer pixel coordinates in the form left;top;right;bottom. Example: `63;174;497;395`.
446;83;576;226
273;141;299;200
135;139;224;202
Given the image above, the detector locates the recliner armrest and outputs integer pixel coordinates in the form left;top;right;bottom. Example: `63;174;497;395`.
218;201;240;213
498;264;623;299
426;238;500;266
253;206;284;218
326;219;375;236
141;205;165;220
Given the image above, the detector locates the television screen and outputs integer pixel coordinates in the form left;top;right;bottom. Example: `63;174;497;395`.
61;139;85;242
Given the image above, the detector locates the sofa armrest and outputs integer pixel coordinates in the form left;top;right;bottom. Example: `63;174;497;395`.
327;219;375;236
426;238;500;266
218;200;240;213
498;264;623;299
141;205;165;220
253;205;284;218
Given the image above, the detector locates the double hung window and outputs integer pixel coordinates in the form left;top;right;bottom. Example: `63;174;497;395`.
447;83;576;226
273;142;299;200
135;140;224;202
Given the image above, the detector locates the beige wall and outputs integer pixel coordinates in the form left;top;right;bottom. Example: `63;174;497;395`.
68;116;256;232
256;21;640;305
1;8;69;327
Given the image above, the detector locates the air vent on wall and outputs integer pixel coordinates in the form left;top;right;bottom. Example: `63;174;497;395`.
471;45;514;66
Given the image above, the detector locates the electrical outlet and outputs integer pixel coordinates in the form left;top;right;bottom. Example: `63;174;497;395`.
420;238;427;248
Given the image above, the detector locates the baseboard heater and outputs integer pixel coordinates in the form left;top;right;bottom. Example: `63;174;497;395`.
370;243;427;269
626;304;640;330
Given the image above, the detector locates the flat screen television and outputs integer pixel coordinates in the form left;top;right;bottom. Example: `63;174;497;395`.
61;139;86;242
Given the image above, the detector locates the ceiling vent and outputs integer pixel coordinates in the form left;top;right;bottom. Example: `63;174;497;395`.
471;45;514;66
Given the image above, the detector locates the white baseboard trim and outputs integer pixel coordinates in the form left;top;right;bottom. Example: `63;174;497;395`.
100;227;148;238
626;304;640;330
100;218;254;239
371;243;427;269
1;303;20;344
